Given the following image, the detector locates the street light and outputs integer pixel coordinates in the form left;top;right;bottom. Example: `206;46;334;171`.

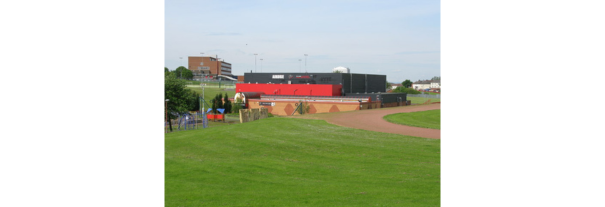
254;53;258;72
165;99;170;133
304;54;308;73
200;83;205;114
260;58;263;72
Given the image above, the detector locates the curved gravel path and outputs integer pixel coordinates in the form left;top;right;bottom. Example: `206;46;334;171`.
293;103;441;139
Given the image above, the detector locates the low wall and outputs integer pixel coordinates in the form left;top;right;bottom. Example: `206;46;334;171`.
239;108;269;123
247;99;381;116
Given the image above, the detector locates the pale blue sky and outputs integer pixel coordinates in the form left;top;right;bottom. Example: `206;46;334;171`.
165;0;440;83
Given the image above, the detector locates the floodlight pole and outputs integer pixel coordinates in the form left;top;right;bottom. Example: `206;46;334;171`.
201;83;205;113
254;53;258;72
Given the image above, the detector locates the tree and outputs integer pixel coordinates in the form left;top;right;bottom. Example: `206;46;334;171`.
431;76;440;81
223;93;231;114
175;66;193;80
211;96;218;114
386;82;392;90
402;79;412;88
165;67;169;73
165;73;199;132
392;86;421;94
216;93;224;110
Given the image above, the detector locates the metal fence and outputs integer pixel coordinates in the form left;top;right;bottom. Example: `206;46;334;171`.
165;112;208;133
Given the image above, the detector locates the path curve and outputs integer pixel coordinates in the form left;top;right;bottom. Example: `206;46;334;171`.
293;104;441;139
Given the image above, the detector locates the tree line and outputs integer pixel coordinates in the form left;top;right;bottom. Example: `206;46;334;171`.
165;66;193;80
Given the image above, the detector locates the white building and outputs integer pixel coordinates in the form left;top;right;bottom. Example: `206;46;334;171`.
332;66;350;73
412;80;432;90
413;79;441;91
430;80;440;88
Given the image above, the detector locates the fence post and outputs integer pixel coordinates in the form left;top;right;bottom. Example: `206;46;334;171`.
240;109;249;123
260;108;268;119
251;108;260;121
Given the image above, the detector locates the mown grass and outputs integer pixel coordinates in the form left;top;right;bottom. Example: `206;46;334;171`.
186;86;235;105
383;109;441;129
407;97;441;104
166;118;440;206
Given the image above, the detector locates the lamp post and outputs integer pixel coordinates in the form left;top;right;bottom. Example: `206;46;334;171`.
260;58;263;72
254;53;258;72
165;99;170;133
304;54;308;73
202;83;205;111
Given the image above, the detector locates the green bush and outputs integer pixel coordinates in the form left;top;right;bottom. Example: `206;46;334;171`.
232;99;243;114
392;86;421;94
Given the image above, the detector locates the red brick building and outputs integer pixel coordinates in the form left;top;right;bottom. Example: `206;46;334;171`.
188;56;232;80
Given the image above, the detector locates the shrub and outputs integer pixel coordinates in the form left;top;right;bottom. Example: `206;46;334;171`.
223;93;231;113
232;99;243;114
392;87;421;94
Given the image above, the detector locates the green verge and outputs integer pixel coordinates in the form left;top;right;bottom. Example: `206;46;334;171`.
406;97;441;104
383;109;441;129
186;87;235;106
166;118;440;206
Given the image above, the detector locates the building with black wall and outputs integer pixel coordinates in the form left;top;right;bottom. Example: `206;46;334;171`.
243;73;386;95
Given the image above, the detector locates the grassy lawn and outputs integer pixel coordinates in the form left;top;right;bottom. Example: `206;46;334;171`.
383;109;441;129
407;97;441;104
166;118;440;206
186;86;235;105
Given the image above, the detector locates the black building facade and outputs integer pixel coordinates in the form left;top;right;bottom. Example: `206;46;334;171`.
243;73;386;94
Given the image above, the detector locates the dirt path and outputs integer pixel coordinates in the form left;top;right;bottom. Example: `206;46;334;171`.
292;103;441;139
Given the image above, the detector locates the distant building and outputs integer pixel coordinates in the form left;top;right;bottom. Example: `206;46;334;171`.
243;72;386;94
412;79;441;91
332;66;350;73
412;80;432;90
430;80;440;88
188;56;232;80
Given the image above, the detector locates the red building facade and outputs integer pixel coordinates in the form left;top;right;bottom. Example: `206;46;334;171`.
236;83;342;96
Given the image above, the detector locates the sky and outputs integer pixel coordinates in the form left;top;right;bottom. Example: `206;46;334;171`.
165;0;440;83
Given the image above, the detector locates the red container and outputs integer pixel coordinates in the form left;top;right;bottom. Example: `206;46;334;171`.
207;114;225;121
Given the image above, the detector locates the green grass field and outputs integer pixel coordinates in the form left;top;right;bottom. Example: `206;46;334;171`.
407;97;441;104
165;118;440;206
186;86;235;106
383;110;441;129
